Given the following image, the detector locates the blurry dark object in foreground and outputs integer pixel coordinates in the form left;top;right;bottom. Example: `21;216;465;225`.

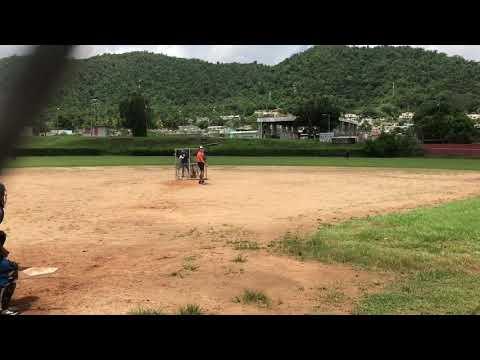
0;45;74;173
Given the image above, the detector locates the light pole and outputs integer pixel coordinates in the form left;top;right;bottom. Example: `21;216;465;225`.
91;98;98;136
56;107;60;132
321;113;331;133
136;81;148;136
144;99;148;136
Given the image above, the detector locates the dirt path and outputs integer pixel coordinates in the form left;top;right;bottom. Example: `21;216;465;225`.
3;166;480;314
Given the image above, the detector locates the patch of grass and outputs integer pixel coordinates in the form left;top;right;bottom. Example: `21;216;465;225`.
232;254;248;263
234;289;271;308
183;263;199;272
278;196;480;314
128;307;166;315
181;255;200;272
178;304;204;315
278;197;480;273
355;271;480;315
323;289;349;306
230;240;260;251
9;155;480;171
471;304;480;315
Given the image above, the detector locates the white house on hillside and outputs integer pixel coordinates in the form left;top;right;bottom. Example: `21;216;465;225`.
399;112;415;121
220;115;241;121
254;109;284;118
48;129;74;136
80;126;112;137
342;113;360;122
467;114;480;121
207;126;230;136
339;114;360;126
178;125;203;135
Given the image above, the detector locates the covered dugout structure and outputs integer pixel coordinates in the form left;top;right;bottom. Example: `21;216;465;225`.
257;115;298;139
258;114;361;140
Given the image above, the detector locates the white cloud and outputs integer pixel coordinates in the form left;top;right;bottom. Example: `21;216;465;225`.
412;45;480;60
72;45;311;65
0;45;32;58
1;45;480;64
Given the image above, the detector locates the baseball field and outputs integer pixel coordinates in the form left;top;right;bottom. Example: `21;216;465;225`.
3;156;480;314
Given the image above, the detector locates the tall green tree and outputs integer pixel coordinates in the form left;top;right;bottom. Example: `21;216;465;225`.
196;118;209;129
414;101;477;143
56;115;74;129
118;93;153;136
292;96;343;137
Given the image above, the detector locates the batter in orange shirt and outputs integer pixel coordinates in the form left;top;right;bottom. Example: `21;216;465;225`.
196;146;206;184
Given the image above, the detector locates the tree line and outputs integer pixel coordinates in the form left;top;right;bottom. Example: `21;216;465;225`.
1;45;480;137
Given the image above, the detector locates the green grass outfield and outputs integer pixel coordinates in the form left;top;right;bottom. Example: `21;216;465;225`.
7;155;480;171
277;196;480;314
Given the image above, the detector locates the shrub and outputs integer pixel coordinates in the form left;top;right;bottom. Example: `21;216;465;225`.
413;101;478;144
178;304;204;315
233;289;271;307
363;133;423;157
15;148;103;156
232;254;248;263
127;307;165;315
17;136;366;157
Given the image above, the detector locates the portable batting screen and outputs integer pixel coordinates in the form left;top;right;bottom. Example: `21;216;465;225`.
174;148;208;180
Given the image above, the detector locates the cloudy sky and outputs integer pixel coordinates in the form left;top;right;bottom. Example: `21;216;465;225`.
1;45;480;65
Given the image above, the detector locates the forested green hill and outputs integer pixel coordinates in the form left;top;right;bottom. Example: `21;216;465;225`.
1;45;479;129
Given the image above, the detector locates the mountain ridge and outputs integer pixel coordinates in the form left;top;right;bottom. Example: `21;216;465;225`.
1;45;479;128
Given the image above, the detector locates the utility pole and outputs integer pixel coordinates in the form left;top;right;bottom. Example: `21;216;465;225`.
91;98;98;136
392;81;395;98
56;107;60;132
96;103;99;134
145;98;148;136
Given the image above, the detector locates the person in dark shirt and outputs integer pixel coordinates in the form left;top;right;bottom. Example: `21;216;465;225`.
0;183;18;315
179;150;190;178
0;183;5;224
0;232;18;315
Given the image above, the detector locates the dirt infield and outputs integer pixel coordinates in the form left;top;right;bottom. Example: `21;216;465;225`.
3;165;480;314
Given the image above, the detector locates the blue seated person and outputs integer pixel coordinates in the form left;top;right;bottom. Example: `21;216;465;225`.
0;184;17;315
0;231;18;315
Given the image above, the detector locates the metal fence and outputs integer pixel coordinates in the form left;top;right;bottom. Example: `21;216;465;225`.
174;148;208;180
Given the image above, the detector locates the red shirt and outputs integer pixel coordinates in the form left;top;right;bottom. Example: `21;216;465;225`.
196;150;205;163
